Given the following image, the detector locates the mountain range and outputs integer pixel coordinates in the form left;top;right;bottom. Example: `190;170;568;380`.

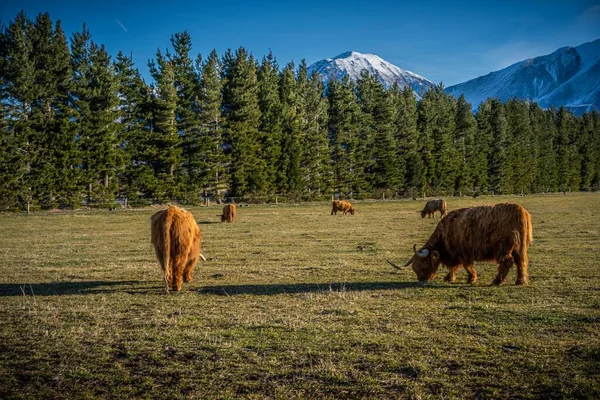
307;39;600;114
306;51;435;99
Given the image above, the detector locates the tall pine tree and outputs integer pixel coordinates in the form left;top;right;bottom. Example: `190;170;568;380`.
297;62;332;199
257;51;282;195
221;47;265;197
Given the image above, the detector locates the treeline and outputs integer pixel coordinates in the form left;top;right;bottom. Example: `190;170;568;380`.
1;11;599;209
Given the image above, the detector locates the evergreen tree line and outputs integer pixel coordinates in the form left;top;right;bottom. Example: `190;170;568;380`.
1;12;599;210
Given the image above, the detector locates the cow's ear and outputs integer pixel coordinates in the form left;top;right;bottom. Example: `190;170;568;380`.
431;251;440;262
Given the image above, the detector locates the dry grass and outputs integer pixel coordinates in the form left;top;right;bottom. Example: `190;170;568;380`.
0;193;599;399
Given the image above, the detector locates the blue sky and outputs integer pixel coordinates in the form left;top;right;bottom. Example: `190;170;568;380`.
2;0;599;86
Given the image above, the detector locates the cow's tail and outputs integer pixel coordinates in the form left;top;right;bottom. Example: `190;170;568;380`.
162;208;174;292
515;206;533;284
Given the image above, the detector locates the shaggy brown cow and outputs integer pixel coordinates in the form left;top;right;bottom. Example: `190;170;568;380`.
221;204;237;223
420;199;447;218
151;206;206;293
331;200;355;215
388;203;532;285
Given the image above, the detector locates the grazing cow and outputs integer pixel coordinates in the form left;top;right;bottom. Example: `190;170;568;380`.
221;204;237;223
388;203;532;285
150;205;206;293
331;200;355;215
420;199;447;218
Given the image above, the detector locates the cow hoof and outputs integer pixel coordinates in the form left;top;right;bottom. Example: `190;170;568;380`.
516;280;528;285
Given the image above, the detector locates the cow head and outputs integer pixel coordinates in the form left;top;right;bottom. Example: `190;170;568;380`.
407;244;440;281
420;210;427;218
349;208;355;215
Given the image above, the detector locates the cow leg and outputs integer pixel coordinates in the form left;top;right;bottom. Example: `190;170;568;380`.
171;253;188;292
444;265;460;282
154;250;170;293
492;258;514;285
183;257;198;283
183;247;200;283
463;264;478;284
513;251;529;285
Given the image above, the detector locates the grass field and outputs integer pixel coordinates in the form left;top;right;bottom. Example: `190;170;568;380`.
0;193;599;399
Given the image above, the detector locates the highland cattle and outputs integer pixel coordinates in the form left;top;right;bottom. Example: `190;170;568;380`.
151;206;205;293
389;203;532;285
331;200;355;215
221;204;237;223
420;199;447;218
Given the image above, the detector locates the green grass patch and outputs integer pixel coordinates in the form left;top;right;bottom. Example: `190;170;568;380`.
1;194;599;398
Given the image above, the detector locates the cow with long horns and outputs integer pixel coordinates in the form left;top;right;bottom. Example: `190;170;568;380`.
388;203;532;285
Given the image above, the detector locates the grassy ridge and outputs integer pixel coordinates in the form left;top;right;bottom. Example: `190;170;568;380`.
0;194;599;399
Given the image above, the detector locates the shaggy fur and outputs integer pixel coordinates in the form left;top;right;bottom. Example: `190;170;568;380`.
150;206;204;293
403;203;532;285
420;199;447;218
221;204;237;223
331;200;355;215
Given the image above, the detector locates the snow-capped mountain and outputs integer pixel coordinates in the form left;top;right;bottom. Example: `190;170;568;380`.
307;51;435;98
446;39;600;115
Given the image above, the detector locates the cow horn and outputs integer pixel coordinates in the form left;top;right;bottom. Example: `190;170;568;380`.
413;244;429;258
199;254;207;262
387;259;410;270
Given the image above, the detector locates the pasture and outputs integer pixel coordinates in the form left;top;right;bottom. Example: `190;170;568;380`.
0;194;599;399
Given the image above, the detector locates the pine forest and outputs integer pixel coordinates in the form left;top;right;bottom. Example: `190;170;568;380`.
1;11;599;210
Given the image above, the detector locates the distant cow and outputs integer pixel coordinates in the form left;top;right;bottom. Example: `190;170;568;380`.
388;203;532;285
420;199;447;218
151;206;206;293
221;204;237;223
331;200;355;215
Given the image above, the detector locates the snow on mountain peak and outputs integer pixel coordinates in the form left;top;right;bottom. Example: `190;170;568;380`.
307;51;435;98
446;38;600;115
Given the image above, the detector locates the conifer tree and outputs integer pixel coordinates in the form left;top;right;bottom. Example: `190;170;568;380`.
198;49;224;196
148;53;181;200
326;75;361;197
417;85;457;195
257;51;282;194
72;25;122;204
0;11;36;208
529;104;558;192
169;31;203;196
454;95;477;195
357;72;400;194
0;13;79;208
114;51;153;198
353;72;376;196
556;106;581;192
297;62;332;199
483;99;511;194
392;85;420;196
221;47;265;197
278;62;302;195
505;99;535;194
577;112;599;191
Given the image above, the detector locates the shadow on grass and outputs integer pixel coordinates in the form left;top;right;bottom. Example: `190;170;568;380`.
198;281;462;296
197;220;221;224
0;280;152;296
